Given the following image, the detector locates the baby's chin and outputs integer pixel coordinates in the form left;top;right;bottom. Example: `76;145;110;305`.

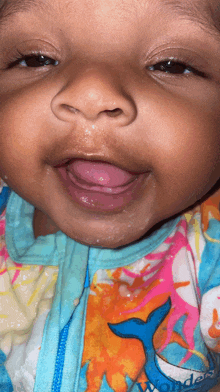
69;234;136;249
33;206;145;248
62;219;152;249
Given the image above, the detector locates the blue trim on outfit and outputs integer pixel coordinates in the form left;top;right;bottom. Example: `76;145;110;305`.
0;350;13;392
52;316;73;392
0;186;11;215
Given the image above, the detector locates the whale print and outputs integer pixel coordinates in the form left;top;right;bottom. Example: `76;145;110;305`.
108;299;219;391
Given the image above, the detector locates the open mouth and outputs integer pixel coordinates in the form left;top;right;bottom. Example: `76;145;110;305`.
56;159;148;212
67;159;138;194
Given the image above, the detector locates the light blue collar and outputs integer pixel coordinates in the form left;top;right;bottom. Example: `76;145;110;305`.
5;190;180;329
6;191;179;276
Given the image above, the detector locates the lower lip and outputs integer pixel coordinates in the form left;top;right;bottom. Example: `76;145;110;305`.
57;167;147;212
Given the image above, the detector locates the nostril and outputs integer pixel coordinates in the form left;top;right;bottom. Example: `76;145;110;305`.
61;104;79;113
104;108;123;117
61;104;122;117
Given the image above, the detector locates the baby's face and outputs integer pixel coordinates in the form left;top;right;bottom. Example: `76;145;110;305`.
0;0;220;248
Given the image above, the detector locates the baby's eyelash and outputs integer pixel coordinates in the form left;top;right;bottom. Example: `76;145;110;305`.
7;53;59;69
5;52;207;79
148;60;206;78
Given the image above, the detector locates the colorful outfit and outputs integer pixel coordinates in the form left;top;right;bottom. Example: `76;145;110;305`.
1;178;220;392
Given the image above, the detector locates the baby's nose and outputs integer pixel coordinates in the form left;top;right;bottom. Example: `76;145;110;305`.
51;67;136;126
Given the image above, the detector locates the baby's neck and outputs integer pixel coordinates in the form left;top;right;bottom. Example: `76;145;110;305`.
33;208;59;238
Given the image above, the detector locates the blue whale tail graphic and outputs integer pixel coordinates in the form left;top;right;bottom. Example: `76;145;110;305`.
109;298;171;344
108;298;218;392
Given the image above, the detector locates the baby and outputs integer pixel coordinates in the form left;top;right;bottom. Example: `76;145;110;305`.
0;0;220;390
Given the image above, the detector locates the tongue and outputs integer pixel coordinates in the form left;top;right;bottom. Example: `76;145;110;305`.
68;160;136;187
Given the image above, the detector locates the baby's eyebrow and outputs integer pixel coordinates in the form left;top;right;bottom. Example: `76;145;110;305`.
165;0;220;39
0;0;46;25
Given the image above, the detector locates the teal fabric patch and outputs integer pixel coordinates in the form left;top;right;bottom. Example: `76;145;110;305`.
0;350;13;392
6;192;60;266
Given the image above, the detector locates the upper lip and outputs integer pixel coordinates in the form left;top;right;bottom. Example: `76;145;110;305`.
50;153;110;168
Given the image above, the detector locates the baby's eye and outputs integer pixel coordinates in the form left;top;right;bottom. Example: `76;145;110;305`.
19;55;58;67
148;60;205;77
9;54;58;68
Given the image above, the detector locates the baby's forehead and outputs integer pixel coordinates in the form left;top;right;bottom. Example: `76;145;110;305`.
0;0;218;20
0;0;220;41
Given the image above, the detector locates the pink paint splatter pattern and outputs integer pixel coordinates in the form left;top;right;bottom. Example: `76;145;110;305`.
122;219;200;366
